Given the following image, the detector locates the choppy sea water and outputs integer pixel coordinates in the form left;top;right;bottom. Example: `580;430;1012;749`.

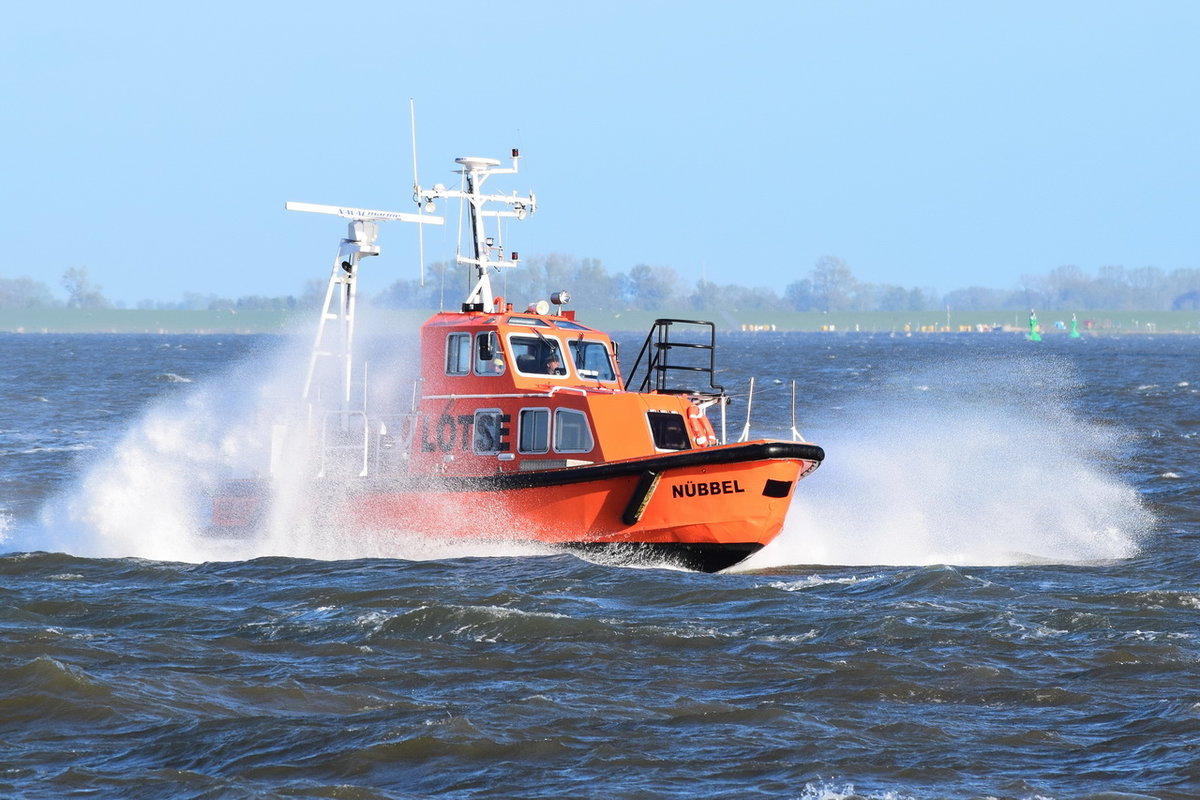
1;330;1197;799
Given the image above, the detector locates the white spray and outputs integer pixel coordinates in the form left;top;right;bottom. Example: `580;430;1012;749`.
26;336;1153;570
743;353;1153;569
27;325;551;563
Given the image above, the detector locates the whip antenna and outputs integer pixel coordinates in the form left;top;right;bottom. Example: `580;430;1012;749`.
410;98;426;286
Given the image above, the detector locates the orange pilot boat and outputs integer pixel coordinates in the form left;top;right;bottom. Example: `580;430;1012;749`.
211;152;823;572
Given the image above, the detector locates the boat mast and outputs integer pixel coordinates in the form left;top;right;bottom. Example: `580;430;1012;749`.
285;202;444;408
414;151;536;311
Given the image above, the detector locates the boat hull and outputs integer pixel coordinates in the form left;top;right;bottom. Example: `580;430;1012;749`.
211;441;823;572
556;542;764;574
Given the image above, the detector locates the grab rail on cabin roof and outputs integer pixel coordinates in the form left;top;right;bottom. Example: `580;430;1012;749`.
625;319;726;398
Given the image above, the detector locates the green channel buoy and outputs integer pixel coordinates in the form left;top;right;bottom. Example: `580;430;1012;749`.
1028;310;1042;342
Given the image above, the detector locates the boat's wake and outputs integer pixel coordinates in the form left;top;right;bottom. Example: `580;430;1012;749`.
742;355;1154;569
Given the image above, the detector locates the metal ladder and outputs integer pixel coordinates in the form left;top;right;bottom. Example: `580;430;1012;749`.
626;318;726;397
287;201;442;478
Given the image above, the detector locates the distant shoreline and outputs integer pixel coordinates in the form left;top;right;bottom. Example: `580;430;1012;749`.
1;308;1198;335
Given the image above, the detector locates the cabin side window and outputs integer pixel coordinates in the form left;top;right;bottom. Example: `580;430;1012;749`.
567;339;617;382
647;411;691;451
474;332;505;375
509;335;566;376
554;409;594;453
472;408;508;455
445;332;471;375
518;407;550;454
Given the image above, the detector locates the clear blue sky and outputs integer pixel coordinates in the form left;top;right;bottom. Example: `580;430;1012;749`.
3;1;1198;305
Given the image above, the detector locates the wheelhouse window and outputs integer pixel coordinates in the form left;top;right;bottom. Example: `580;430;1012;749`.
472;408;509;455
518;407;550;454
647;411;690;451
554;408;594;453
509;335;566;376
446;332;471;375
568;339;617;382
474;331;505;375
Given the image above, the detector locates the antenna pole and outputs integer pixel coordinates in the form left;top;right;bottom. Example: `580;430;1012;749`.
413;152;536;312
410;98;426;287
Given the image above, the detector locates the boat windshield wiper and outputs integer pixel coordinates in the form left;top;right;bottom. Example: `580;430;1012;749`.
530;327;566;375
572;333;601;380
531;326;557;354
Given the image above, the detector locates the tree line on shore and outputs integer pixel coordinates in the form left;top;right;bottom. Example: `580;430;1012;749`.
3;257;1199;313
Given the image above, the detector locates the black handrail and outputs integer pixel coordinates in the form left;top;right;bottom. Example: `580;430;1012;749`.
625;318;726;396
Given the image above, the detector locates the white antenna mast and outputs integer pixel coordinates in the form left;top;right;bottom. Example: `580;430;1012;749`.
414;151;536;312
